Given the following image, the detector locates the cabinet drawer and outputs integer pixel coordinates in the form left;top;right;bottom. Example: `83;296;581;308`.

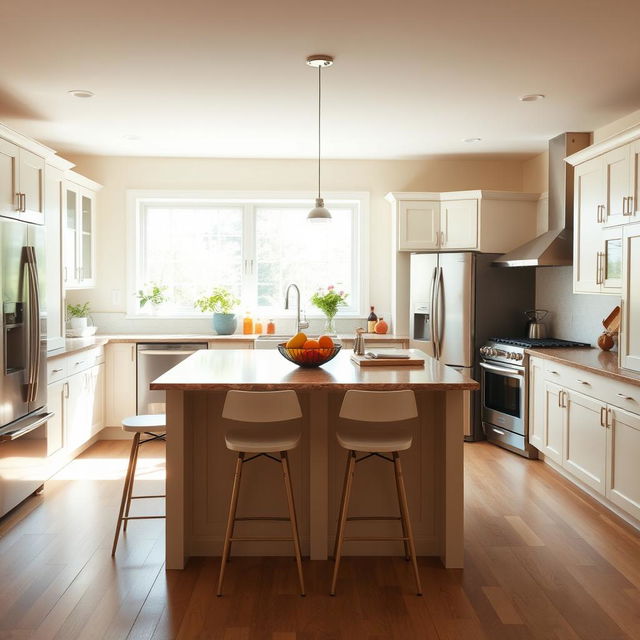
543;359;640;412
47;359;67;383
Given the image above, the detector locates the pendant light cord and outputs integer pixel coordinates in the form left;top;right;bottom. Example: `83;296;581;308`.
317;64;322;200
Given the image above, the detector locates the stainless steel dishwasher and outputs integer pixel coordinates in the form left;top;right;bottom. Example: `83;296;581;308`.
137;343;207;414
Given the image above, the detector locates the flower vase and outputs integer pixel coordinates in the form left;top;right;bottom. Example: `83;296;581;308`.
323;316;337;335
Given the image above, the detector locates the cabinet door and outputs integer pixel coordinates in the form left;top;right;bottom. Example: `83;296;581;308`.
574;157;606;293
0;138;19;218
106;343;137;425
528;358;544;451
606;406;640;520
90;363;105;436
600;227;622;294
78;190;95;285
18;149;45;221
65;372;92;450
398;200;440;251
63;187;79;286
47;380;65;456
603;146;631;227
563;389;607;494
629;139;640;221
543;381;564;464
45;166;64;350
440;200;478;249
620;223;640;371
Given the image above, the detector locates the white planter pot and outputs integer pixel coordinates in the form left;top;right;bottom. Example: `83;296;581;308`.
70;317;88;330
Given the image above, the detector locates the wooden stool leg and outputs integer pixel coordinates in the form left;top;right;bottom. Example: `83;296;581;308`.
112;433;140;556
281;451;305;596
333;449;352;559
123;433;141;532
330;450;356;596
217;452;245;596
393;454;411;561
393;452;422;595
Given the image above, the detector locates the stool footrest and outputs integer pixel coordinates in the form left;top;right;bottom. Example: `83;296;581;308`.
346;516;401;521
122;515;166;521
131;495;165;499
344;536;409;542
234;516;289;521
229;536;294;542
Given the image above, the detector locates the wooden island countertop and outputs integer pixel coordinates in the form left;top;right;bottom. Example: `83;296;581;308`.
157;348;477;571
150;348;479;392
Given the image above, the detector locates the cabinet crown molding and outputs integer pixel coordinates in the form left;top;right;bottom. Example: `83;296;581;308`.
566;123;640;166
385;190;539;203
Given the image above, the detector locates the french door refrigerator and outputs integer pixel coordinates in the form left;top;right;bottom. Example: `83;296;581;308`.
0;214;52;517
409;252;534;440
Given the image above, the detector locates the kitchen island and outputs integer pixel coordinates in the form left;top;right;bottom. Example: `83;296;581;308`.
151;349;478;570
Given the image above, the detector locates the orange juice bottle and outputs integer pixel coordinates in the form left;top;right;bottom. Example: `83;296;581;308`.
255;319;263;334
267;319;276;334
243;311;254;335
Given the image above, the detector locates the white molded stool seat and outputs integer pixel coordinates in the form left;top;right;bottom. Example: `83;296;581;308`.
225;424;301;453
122;414;166;433
336;423;413;452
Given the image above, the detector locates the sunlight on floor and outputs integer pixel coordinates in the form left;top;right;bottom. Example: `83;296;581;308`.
53;456;166;481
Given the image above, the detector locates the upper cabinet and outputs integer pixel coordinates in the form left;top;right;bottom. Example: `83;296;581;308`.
0;138;45;223
64;171;101;289
387;191;538;254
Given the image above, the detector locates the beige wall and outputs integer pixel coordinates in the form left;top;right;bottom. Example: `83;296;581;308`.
594;108;640;143
522;151;548;193
65;154;526;320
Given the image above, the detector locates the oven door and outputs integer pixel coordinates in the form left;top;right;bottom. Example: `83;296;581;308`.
480;360;525;435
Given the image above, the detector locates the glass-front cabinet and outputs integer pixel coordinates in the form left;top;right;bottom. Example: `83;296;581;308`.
600;227;623;293
63;173;100;289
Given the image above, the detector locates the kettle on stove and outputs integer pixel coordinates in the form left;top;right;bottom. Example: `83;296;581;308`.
525;309;548;339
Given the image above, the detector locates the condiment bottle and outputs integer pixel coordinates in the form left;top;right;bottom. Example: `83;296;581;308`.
243;311;254;335
374;317;388;334
367;306;378;333
266;319;276;334
255;319;264;334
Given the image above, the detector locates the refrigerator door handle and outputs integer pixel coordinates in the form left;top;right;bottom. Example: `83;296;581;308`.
25;246;41;403
433;266;443;360
429;266;438;358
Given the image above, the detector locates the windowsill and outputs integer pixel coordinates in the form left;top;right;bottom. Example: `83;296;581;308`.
124;313;365;321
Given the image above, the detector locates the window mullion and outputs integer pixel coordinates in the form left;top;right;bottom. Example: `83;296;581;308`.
242;204;257;311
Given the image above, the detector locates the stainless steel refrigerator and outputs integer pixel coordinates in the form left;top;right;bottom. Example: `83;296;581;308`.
409;252;534;440
0;213;52;517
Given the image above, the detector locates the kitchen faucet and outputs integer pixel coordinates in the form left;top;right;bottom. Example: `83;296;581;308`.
284;283;309;334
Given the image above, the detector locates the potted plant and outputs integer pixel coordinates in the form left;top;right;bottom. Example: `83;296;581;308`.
66;302;91;331
194;287;241;335
136;282;168;314
310;285;348;335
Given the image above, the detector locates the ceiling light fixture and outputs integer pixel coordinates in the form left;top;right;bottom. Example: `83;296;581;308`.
519;94;545;102
463;137;482;143
68;89;95;98
306;54;334;222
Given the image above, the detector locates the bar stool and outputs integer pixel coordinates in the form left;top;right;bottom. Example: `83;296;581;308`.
111;414;166;556
331;390;422;596
217;390;305;597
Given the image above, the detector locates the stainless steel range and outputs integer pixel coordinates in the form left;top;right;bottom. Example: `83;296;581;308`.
479;337;590;458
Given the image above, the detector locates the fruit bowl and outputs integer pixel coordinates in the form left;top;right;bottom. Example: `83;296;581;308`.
277;343;342;368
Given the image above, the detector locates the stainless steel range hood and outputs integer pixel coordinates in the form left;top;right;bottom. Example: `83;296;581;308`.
494;132;591;267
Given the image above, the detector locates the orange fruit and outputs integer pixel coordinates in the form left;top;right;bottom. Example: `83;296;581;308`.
286;332;307;348
303;339;320;349
318;335;334;348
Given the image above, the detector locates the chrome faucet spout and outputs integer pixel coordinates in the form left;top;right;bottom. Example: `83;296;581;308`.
284;283;309;334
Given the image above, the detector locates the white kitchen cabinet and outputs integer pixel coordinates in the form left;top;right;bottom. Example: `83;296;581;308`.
600;226;623;294
64;179;97;289
542;381;564;464
397;200;440;250
65;371;91;450
0;138;45;221
90;363;105;436
573;157;606;294
621;222;640;372
106;343;137;426
528;357;545;452
47;380;65;456
563;389;607;494
603;146;631;227
629;139;640;220
387;191;538;254
606;406;640;521
45;164;65;351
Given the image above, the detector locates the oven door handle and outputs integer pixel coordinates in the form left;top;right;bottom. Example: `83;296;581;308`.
0;412;53;442
479;361;525;376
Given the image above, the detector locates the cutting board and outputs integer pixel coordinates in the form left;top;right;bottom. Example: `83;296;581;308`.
351;353;425;367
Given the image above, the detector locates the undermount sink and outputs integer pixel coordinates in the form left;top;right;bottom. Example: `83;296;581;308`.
255;334;292;341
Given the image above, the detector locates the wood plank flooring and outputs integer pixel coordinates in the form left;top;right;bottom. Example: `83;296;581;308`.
0;439;639;639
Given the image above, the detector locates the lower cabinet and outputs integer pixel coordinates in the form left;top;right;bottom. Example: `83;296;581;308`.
105;343;137;426
47;380;65;456
529;356;640;522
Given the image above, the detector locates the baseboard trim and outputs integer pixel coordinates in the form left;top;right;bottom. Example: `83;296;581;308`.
99;426;133;440
540;453;640;531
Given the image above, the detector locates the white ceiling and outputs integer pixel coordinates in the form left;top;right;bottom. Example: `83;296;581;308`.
3;0;640;159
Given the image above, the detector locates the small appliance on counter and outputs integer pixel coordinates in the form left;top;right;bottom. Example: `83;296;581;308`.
525;309;548;339
479;337;590;458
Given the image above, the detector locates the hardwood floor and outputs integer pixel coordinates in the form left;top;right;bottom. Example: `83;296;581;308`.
0;439;639;639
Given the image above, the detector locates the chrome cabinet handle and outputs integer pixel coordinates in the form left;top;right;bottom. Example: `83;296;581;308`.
595;251;604;285
548;370;559;375
576;379;590;385
51;368;63;374
558;391;562;407
491;428;505;436
616;392;634;400
600;406;607;428
596;204;604;223
623;196;633;216
64;382;69;399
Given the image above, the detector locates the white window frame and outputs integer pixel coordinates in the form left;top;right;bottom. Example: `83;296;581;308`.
126;190;370;319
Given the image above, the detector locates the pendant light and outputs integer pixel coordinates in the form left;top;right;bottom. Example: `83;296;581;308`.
306;54;333;222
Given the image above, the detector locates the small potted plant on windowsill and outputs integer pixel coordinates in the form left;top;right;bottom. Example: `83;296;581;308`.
66;302;92;333
194;287;240;335
310;285;348;335
136;282;168;315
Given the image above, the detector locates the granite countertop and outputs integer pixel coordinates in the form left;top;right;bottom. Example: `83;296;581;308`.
526;347;640;387
150;348;479;391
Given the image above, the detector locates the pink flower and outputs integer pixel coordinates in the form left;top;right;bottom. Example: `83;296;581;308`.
328;285;334;290
339;290;344;296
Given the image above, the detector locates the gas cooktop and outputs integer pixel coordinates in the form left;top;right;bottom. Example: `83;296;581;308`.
490;337;591;348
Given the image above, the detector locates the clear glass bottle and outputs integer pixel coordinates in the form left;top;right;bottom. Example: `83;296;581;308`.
367;306;378;333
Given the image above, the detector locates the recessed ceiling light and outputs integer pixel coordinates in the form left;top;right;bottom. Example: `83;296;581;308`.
68;89;94;98
519;94;545;102
122;134;141;141
463;137;482;143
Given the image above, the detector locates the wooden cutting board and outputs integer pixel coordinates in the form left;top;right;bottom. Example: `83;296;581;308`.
351;353;425;367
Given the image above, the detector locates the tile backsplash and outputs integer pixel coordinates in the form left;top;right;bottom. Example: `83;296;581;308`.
535;267;619;346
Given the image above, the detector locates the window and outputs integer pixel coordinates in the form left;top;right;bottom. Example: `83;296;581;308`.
128;192;368;317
